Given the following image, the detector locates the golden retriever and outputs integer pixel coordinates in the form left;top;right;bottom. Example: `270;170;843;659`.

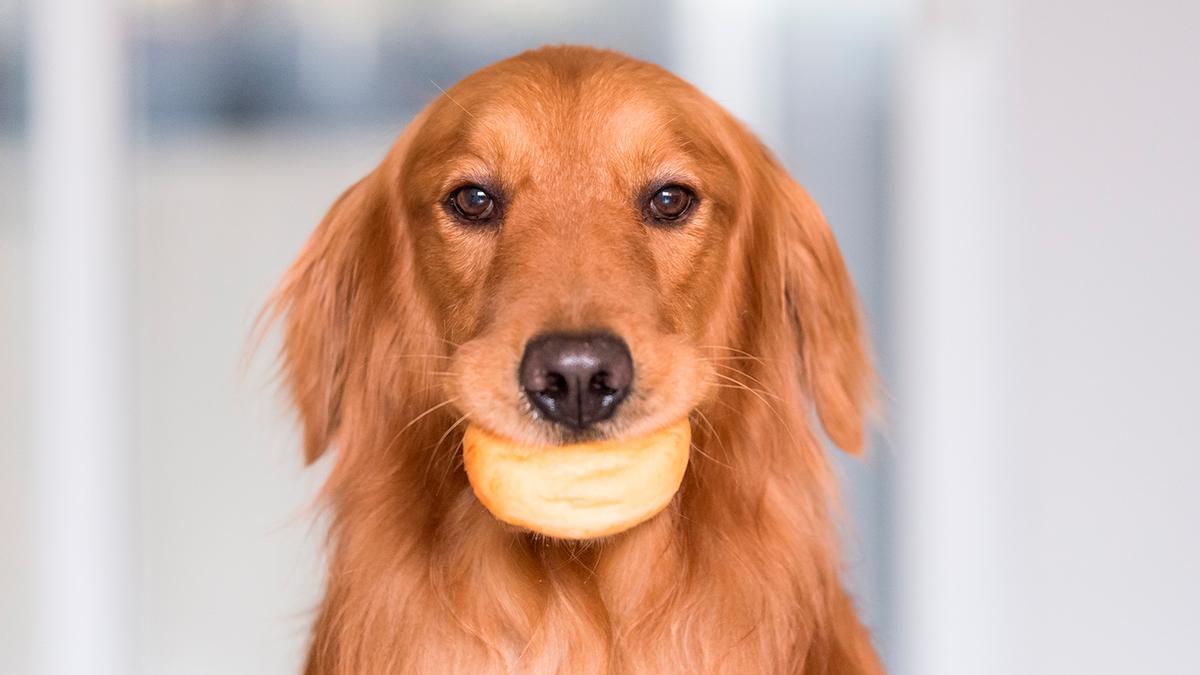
269;45;881;674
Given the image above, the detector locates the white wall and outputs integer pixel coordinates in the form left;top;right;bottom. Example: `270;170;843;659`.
27;1;131;672
129;129;393;674
894;2;1200;674
0;139;34;675
0;128;395;675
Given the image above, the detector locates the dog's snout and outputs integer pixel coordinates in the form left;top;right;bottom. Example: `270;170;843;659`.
519;332;633;430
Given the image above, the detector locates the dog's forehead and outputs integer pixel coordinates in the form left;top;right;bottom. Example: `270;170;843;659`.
425;58;706;177
466;93;680;171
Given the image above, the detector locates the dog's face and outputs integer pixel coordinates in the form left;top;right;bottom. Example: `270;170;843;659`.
276;47;868;469
400;58;746;446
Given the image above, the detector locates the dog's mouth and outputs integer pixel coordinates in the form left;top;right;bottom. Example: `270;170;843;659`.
460;417;692;540
448;326;710;452
445;328;714;539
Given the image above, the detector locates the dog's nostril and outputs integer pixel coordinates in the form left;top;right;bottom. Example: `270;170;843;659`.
590;373;611;393
519;331;633;430
544;372;568;395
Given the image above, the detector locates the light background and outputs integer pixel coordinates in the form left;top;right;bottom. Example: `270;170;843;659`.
1;1;1197;674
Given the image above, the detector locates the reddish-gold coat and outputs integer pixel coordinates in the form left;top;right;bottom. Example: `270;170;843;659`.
268;46;881;674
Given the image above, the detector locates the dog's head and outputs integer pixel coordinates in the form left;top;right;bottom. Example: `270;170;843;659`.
273;47;869;475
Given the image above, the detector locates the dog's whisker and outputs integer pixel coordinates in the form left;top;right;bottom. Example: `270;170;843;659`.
711;380;805;454
563;542;588;570
709;371;784;403
710;362;780;398
709;383;793;434
695;348;774;369
687;441;724;481
437;452;467;498
696;344;770;360
385;398;459;453
426;412;471;489
710;379;780;405
435;414;471;492
404;374;456;390
512;609;546;668
429;78;478;121
690;409;731;469
690;440;732;473
411;381;455;398
377;353;454;363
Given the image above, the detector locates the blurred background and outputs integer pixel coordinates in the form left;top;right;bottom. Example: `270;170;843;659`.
1;0;1196;673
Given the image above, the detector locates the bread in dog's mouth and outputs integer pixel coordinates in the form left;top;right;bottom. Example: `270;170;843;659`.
462;419;691;540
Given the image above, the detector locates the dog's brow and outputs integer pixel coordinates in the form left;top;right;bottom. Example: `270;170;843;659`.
603;100;683;158
463;107;540;169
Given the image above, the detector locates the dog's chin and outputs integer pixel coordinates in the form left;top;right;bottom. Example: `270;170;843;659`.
494;519;612;546
528;414;661;447
464;408;693;449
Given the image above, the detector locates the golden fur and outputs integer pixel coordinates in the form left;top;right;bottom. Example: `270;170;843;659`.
268;46;881;674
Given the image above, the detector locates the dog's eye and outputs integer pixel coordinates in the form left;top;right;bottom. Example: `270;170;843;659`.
646;185;695;223
448;185;497;222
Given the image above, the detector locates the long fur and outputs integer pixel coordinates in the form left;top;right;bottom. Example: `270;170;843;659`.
267;46;882;674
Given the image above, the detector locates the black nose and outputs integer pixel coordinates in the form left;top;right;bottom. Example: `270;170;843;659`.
519;332;633;430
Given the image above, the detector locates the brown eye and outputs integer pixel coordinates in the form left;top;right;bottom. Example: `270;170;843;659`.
646;185;695;222
449;185;496;221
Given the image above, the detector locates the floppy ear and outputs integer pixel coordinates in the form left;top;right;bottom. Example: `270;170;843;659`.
270;175;381;464
763;157;873;455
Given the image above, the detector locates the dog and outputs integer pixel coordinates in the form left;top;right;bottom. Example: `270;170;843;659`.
268;45;881;674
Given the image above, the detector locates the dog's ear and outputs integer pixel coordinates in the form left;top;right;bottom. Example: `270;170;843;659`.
761;156;873;455
269;174;381;464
